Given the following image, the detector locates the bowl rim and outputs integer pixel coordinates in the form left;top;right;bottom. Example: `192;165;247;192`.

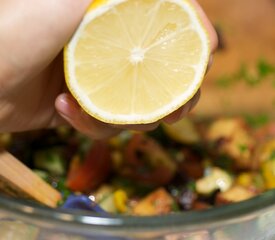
1;190;275;232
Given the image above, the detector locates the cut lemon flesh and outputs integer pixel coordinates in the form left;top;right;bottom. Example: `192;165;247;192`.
64;0;210;124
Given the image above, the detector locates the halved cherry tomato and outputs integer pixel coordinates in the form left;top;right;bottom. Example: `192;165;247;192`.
121;133;176;187
66;141;111;192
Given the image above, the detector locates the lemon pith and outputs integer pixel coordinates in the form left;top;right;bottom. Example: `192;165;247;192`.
64;0;210;124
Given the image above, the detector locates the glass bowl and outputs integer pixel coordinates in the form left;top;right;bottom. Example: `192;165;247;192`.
1;189;275;240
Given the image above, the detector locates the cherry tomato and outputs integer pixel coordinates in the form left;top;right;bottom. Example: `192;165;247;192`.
66;141;111;192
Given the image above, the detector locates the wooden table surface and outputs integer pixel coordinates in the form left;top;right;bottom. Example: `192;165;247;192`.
193;0;275;118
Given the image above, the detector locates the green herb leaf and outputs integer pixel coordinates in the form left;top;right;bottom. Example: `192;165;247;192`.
244;114;270;128
257;59;275;77
238;144;248;153
269;150;275;161
215;59;275;88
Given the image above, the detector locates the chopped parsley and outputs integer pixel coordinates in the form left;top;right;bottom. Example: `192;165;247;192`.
238;144;248;153
244;114;270;129
215;59;275;88
269;150;275;161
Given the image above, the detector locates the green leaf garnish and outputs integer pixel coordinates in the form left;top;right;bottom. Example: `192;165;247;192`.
215;59;275;88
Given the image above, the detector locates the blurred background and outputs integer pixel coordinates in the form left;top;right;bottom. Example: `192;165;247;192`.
194;0;275;118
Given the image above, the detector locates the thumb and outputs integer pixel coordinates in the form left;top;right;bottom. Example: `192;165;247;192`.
50;0;93;44
0;0;92;73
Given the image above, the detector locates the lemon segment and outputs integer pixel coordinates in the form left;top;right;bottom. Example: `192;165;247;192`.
64;0;210;124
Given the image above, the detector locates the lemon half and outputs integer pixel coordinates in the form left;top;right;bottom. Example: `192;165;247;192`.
64;0;210;124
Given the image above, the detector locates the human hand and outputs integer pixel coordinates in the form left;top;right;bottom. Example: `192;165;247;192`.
0;0;217;139
0;0;92;131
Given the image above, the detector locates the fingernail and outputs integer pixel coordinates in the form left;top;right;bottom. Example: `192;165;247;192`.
56;94;77;119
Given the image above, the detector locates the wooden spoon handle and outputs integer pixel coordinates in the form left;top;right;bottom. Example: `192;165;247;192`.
0;150;61;208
